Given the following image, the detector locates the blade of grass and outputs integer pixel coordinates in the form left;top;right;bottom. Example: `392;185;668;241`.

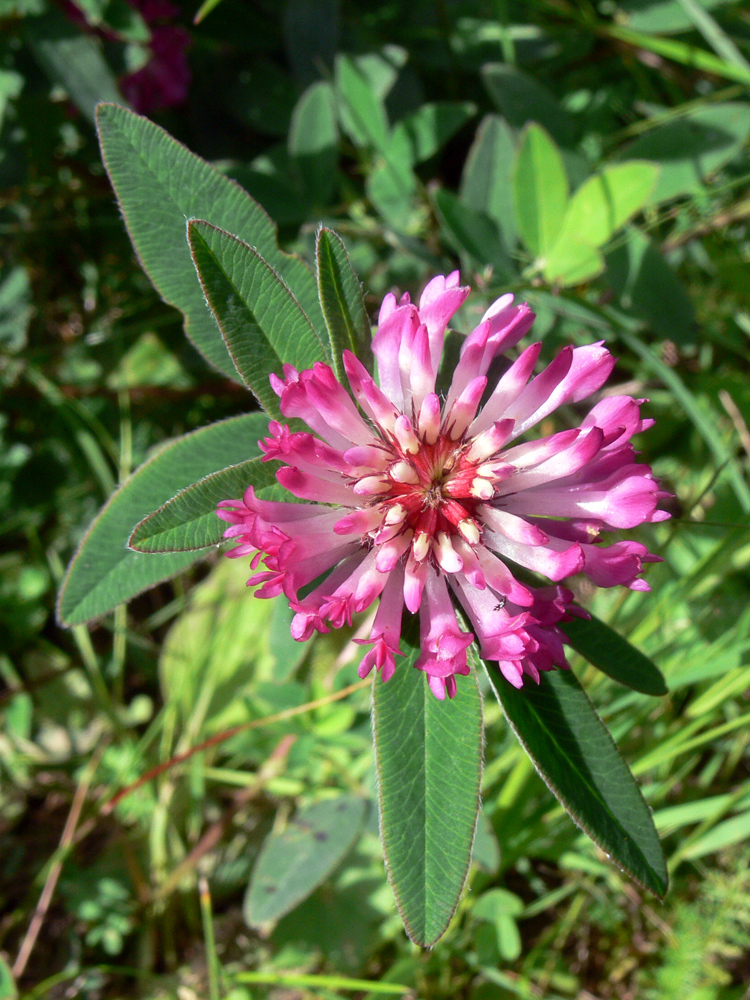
612;84;742;141
635;708;750;773
26;366;118;494
675;0;750;77
46;548;126;733
193;0;224;23
19;965;164;1000
719;388;750;460
233;972;411;994
668;779;750;870
604;24;750;86
153;736;295;904
198;877;221;1000
12;747;104;979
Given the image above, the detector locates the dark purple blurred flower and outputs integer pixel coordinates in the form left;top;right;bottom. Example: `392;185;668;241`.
120;0;191;114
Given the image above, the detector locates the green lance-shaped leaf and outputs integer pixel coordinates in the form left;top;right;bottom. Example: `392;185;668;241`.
373;641;483;947
244;797;367;927
485;662;668;897
129;456;283;552
0;953;17;1000
57;413;269;627
393;100;477;165
335;53;390;150
564;613;668;696
606;226;696;346
26;9;124;123
513;123;569;259
366;128;418;230
315;227;372;380
623;0;736;35
95;104;324;382
288;80;338;205
606;23;750;86
188;220;329;418
481;64;578;148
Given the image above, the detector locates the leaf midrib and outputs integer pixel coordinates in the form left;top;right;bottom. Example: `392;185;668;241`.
194;223;330;372
104;108;324;341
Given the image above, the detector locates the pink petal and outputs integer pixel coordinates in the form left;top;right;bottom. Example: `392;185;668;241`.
479;507;549;545
446;320;491;407
508;466;664;529
482;526;585;581
343;350;400;434
404;552;429;613
417;277;471;375
407;322;436;407
508;343;616;440
481;299;536;367
470;341;542;435
371;302;420;410
278;362;373;449
414;570;473;693
276;466;359;505
495;427;605;493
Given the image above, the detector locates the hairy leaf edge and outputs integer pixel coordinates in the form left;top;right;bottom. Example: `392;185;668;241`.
564;614;668;696
315;224;371;377
95;103;322;379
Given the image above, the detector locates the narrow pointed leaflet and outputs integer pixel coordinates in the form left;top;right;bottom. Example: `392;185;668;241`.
95;104;324;381
188;221;330;418
58;413;270;626
373;639;483;947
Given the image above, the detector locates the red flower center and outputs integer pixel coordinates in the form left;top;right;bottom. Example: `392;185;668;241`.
371;431;489;551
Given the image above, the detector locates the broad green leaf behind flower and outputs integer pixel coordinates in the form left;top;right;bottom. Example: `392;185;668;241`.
96;103;324;382
245;797;367;927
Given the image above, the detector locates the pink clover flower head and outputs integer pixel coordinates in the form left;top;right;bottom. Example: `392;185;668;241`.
217;272;669;699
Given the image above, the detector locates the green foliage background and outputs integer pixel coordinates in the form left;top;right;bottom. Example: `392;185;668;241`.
2;0;750;997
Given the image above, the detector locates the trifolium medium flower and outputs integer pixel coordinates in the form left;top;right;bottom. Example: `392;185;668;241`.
217;273;668;699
